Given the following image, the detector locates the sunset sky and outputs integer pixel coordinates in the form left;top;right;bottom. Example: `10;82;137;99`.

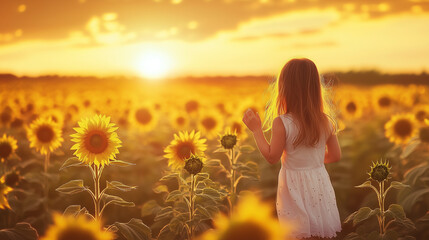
1;0;429;78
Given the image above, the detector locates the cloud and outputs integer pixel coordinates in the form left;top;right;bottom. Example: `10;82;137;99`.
78;13;136;45
0;0;427;45
226;9;339;41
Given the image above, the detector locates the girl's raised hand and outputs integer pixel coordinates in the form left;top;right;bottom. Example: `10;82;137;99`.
242;108;262;132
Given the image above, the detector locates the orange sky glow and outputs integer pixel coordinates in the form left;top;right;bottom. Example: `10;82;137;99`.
1;0;429;78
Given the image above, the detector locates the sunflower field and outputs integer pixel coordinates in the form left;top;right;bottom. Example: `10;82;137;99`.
1;77;429;240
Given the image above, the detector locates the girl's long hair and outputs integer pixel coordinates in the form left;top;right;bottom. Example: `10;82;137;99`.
263;58;337;148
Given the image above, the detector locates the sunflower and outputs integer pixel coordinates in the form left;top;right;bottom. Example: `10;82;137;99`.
219;128;238;150
71;115;121;167
226;113;248;140
39;108;65;127
200;194;292;240
372;89;396;113
0;175;12;209
198;111;223;139
413;105;429;124
0;107;13;127
185;99;199;115
0;134;17;162
41;213;114;240
384;113;418;145
27;117;63;155
169;111;189;130
367;159;391;183
339;97;365;120
164;130;207;171
131;106;159;132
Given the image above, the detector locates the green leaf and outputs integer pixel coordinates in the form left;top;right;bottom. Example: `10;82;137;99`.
195;173;210;182
204;159;222;167
355;181;373;189
56;180;87;194
110;218;151;240
101;193;135;209
63;205;94;220
153;184;169;194
59;157;85;171
399;188;429;213
141;200;161;217
154;207;173;222
213;147;228;153
382;230;399;240
106;181;137;192
385;204;406;220
109;159;135;167
195;204;212;219
166;190;183;202
159;173;186;185
169;214;187;234
352;207;379;226
0;223;38;240
239;145;255;153
388;181;409;190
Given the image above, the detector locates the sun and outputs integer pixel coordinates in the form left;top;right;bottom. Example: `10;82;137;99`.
136;51;172;80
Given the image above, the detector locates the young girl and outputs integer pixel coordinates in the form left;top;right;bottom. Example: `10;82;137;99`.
242;58;342;239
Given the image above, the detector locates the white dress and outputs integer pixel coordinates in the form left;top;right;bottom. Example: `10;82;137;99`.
277;113;341;239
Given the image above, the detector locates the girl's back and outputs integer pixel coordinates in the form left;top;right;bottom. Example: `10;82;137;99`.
280;113;331;170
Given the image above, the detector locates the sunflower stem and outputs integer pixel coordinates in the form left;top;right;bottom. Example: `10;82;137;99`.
43;151;51;198
189;173;196;240
377;181;386;235
93;164;102;221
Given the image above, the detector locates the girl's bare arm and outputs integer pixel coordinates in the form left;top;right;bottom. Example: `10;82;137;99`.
324;133;341;164
242;109;286;164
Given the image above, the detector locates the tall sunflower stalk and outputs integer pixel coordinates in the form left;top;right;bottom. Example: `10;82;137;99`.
27;117;63;197
216;129;257;216
57;115;135;221
183;154;204;239
344;159;414;239
157;130;226;239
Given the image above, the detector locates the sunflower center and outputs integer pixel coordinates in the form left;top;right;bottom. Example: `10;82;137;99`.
185;100;199;113
184;155;203;175
84;131;108;154
135;108;152;125
36;125;55;143
0;142;12;159
202;117;216;130
393;119;412;138
346;102;357;114
371;165;389;182
378;96;391;108
57;227;97;240
176;117;185;126
221;135;237;149
415;110;426;122
175;141;195;160
220;221;270;240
